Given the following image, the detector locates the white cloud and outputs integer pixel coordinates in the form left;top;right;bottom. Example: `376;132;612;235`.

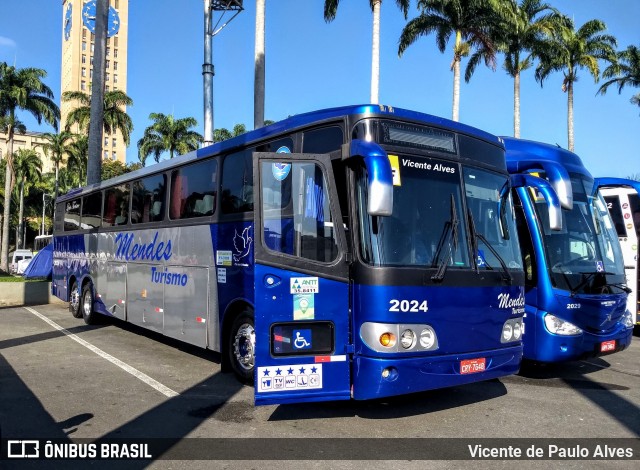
0;36;17;48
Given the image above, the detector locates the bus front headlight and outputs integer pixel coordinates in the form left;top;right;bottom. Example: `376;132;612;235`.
621;310;634;329
544;314;582;336
400;329;416;349
419;327;436;349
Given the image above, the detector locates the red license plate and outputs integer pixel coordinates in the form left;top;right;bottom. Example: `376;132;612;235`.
460;358;486;374
600;340;616;352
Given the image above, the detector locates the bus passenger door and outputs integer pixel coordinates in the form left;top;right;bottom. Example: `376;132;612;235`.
253;152;351;405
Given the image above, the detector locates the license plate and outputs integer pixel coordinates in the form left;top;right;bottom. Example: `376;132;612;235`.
600;340;616;352
460;358;486;374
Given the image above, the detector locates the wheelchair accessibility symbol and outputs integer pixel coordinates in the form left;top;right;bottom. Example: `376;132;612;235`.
293;329;312;350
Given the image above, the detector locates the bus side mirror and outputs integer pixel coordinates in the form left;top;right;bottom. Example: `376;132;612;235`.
511;174;563;231
498;182;510;240
540;162;573;210
346;139;393;216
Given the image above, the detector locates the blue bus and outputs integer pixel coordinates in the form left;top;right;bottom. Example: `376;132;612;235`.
504;137;634;363
53;105;560;405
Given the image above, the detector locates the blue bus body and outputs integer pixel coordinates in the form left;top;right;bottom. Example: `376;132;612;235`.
504;138;634;363
53;105;532;405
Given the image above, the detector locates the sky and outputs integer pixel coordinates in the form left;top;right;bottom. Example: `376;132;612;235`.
0;0;638;178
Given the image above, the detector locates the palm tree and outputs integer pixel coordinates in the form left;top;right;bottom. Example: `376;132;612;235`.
40;131;74;199
0;62;59;272
67;135;89;187
62;89;133;145
493;0;569;137
535;19;617;151
254;0;266;129
13;148;42;249
213;123;247;143
398;0;501;122
598;44;640;111
325;0;410;104
137;113;203;165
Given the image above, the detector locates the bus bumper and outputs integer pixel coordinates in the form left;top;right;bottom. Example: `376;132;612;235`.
351;345;523;401
524;319;633;363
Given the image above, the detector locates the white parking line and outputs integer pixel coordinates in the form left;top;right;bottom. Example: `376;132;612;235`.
23;306;179;398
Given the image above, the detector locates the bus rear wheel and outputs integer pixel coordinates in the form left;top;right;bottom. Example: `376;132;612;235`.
81;283;98;325
228;311;255;384
69;281;82;318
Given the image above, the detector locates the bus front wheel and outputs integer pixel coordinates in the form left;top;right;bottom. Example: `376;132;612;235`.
228;311;255;384
81;283;98;325
69;281;82;318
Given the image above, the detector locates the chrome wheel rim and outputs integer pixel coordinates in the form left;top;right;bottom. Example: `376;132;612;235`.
82;290;92;316
70;287;79;312
233;322;255;371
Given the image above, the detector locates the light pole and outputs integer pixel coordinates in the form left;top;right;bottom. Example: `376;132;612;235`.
202;0;244;147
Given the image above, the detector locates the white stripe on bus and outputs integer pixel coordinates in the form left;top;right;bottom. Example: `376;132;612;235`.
23;307;179;398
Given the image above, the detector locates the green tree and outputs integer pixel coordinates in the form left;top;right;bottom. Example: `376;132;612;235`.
398;0;501;122
137;113;203;165
40;131;74;199
0;62;59;272
493;0;569;137
62;89;133;145
535;19;617;151
67;135;89;187
325;0;410;103
13;148;42;249
213;123;247;143
598;44;640;112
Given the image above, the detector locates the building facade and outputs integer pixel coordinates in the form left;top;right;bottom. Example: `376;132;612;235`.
0;131;54;174
61;0;129;163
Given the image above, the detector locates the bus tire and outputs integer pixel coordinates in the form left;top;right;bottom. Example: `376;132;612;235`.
228;311;255;384
70;280;82;318
81;283;98;325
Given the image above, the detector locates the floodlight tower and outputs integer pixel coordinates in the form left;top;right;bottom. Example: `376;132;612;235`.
203;0;244;147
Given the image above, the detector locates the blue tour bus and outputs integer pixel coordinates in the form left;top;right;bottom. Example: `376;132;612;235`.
53;105;560;405
503;137;634;363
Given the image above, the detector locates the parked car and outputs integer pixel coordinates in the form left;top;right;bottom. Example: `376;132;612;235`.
9;249;33;274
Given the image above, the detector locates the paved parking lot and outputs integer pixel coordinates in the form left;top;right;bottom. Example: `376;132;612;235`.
0;303;638;468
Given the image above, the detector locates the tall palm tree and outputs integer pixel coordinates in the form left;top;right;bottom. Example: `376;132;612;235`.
254;0;266;129
398;0;500;122
535;19;617;151
0;62;59;272
325;0;410;104
40;131;74;199
62;89;133;145
598;43;640;111
137;113;203;165
67;135;89;187
13;148;42;249
493;0;569;137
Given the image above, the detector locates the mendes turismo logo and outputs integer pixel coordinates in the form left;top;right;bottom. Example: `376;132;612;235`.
7;440;40;458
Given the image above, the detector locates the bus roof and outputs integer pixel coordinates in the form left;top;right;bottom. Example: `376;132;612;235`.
58;104;502;202
502;137;589;177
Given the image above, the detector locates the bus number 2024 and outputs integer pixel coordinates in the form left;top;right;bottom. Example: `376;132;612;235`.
389;299;428;313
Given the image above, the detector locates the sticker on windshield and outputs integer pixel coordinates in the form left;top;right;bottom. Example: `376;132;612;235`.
389;154;401;186
595;261;604;272
272;163;291;181
477;249;486;267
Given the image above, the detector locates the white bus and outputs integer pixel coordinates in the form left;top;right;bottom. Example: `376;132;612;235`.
599;179;640;325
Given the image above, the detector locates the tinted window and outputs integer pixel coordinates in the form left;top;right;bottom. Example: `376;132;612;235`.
81;192;102;229
170;159;217;219
458;134;506;171
221;149;253;214
132;174;167;224
103;184;130;227
302;126;343;154
64;199;81;231
261;161;338;263
604;195;626;237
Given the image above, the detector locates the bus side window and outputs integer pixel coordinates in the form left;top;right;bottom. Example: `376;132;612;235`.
515;204;537;287
170;159;217;220
103;184;130;227
132;174;166;224
64;198;81;231
81;192;103;229
222;149;254;214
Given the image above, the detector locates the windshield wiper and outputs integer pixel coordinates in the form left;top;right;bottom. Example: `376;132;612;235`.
431;194;459;282
466;207;512;284
569;271;631;296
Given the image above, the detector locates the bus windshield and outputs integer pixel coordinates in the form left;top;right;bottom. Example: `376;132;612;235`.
534;174;625;293
357;154;472;268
